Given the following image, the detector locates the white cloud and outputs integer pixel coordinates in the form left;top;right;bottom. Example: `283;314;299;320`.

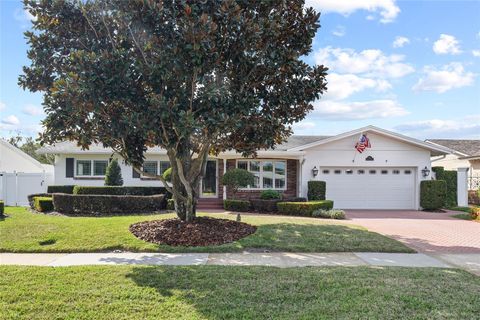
22;104;44;116
315;46;415;78
472;50;480;57
1;115;20;125
433;34;462;55
325;73;391;100
293;122;316;130
393;36;410;48
395;115;480;138
332;25;346;37
306;0;400;23
413;62;475;93
312;99;408;121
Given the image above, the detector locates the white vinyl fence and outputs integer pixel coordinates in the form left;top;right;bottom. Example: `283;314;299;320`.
0;172;54;206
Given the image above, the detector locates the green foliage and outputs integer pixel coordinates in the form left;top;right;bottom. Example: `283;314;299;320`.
73;186;168;196
47;185;75;194
104;159;123;186
250;199;281;212
223;200;251;212
312;209;345;220
167;199;175;210
420;180;447;210
5;135;55;164
222;169;255;199
163;167;172;183
0;201;4;216
20;0;328;221
307;181;326;201
52;194;166;215
277;201;334;217
432;167;457;207
260;190;281;200
33;197;53;212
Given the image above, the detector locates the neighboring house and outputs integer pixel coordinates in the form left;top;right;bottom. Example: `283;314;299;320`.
426;139;480;189
0;139;54;206
37;126;451;210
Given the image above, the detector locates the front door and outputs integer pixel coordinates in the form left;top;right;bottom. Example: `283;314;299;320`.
201;160;217;198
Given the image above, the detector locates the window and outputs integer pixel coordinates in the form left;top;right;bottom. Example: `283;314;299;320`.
357;169;365;174
369;170;376;174
322;169;330;174
393;170;400;175
76;160;92;176
94;160;108;176
404;170;412;174
334;170;341;174
236;160;287;189
381;170;388;175
346;169;353;174
159;161;171;175
143;161;158;175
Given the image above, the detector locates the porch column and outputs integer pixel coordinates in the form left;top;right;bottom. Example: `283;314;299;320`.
457;167;469;207
223;159;227;200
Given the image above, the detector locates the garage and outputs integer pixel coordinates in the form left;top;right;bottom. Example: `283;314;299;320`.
319;167;416;209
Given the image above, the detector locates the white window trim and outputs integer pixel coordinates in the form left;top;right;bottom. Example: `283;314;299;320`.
236;159;287;190
74;159;108;177
141;160;171;177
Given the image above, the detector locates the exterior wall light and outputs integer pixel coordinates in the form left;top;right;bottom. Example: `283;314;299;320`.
312;166;319;177
421;166;430;177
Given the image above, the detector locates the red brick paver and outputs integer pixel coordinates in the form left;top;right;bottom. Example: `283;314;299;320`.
345;210;480;253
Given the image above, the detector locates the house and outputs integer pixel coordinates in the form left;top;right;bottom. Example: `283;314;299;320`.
426;139;480;190
37;125;451;210
0;139;54;206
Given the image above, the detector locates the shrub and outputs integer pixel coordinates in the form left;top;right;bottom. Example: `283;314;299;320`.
250;198;281;212
52;193;166;215
468;190;480;205
73;186;169;197
432;167;457;207
307;181;326;201
33;197;54;212
104;159;123;186
260;190;281;200
471;207;480;220
167;198;175;210
221;169;254;199
163;167;172;183
0;200;4;216
28;193;51;209
312;209;345;219
223;199;251;212
420;180;447;210
277;200;334;217
47;185;75;194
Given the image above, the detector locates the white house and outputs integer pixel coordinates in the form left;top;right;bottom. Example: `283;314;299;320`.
0;139;54;206
38;125;452;210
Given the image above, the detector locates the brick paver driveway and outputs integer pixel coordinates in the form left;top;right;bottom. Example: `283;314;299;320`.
345;210;480;253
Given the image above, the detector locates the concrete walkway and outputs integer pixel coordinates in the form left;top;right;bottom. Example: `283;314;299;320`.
1;252;479;275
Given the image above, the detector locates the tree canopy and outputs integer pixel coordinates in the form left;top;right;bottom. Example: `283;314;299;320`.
20;0;328;221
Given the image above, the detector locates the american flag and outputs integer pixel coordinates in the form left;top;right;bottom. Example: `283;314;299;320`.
355;134;371;153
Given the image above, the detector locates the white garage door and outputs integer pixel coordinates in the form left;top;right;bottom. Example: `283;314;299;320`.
320;167;416;209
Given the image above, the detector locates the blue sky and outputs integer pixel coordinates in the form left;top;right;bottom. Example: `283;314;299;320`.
1;0;479;140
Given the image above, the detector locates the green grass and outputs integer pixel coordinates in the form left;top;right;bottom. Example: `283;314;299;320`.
1;265;478;319
0;206;413;253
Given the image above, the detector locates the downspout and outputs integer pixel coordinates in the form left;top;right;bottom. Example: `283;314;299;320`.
299;157;306;198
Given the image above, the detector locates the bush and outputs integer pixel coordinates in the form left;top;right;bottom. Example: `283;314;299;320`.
52;193;166;215
167;198;175;210
33;197;54;212
221;169;254;199
223;199;251;212
312;209;345;219
260;190;281;200
47;185;75;194
420;180;447;210
432;167;457;207
0;200;4;216
28;193;51;209
73;186;169;197
163;167;172;183
471;207;480;220
468;190;480;205
104;159;123;186
307;181;326;201
250;198;281;212
277;200;334;217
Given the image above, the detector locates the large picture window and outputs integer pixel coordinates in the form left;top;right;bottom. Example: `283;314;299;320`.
75;159;108;177
141;160;171;176
236;160;287;190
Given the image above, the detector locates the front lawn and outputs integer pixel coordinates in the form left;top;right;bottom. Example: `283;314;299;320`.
0;207;413;253
1;265;478;319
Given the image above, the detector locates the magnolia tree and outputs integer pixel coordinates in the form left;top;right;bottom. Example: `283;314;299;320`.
20;0;328;222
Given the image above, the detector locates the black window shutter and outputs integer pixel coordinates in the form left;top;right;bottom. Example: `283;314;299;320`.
66;158;74;178
132;167;140;178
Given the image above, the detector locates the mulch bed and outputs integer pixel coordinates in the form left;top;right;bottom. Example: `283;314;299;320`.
129;217;257;247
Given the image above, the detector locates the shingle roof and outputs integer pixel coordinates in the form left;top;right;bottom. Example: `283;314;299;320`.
427;139;480;157
37;135;331;154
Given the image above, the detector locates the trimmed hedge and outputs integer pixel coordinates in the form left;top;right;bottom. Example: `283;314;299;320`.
47;185;75;194
307;181;326;201
260;190;281;200
52;193;166;215
33;197;54;212
432;167;457;207
73;186;169;197
28;193;51;209
277;200;334;217
420;180;447;210
223;199;251;212
250;199;281;212
0;200;4;216
312;209;346;219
